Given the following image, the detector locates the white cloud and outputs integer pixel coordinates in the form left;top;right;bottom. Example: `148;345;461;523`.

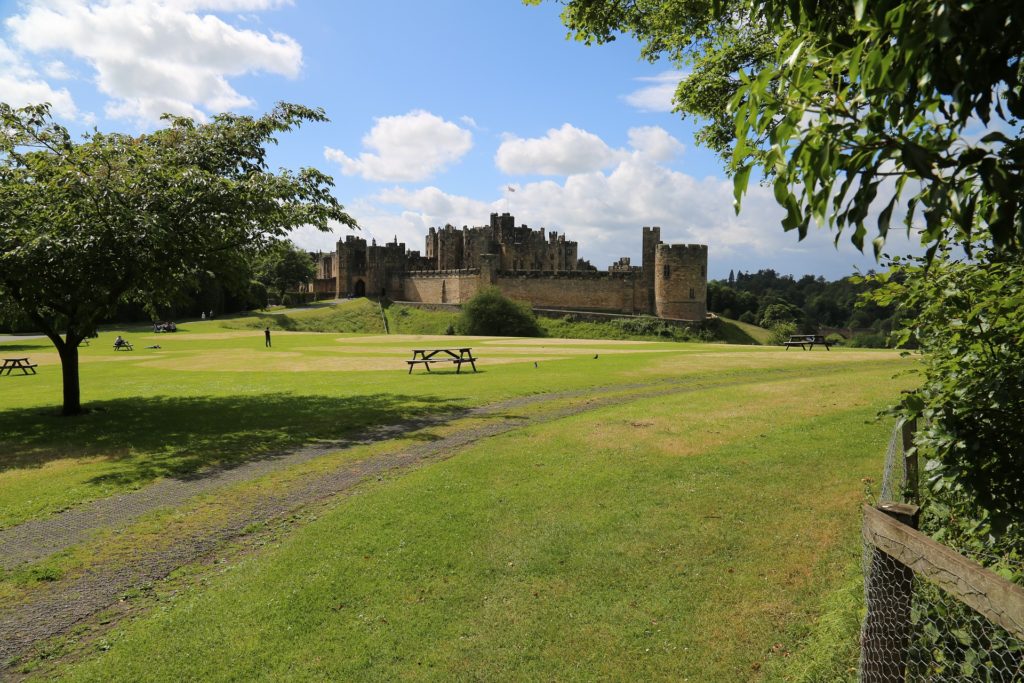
43;60;72;79
374;186;493;222
5;0;302;125
623;70;684;113
0;40;78;119
627;126;685;162
495;123;621;176
324;110;473;182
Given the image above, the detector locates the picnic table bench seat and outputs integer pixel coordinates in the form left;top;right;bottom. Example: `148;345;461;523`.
783;334;831;351
1;357;38;375
407;348;477;374
113;341;134;351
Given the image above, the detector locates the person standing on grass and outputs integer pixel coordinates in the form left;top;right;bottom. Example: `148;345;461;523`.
264;326;272;348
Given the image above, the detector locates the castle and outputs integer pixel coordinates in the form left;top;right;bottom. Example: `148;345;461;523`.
307;213;708;320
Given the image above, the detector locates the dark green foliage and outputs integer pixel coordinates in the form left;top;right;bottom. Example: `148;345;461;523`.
708;269;898;333
846;332;888;349
610;315;678;337
767;322;797;346
759;301;801;329
868;247;1024;533
256;240;317;303
456;287;541;337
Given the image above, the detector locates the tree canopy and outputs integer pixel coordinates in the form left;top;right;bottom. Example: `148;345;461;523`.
0;102;356;415
256;239;318;303
539;0;1024;257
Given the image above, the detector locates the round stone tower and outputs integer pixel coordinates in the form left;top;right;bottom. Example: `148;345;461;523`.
654;244;708;320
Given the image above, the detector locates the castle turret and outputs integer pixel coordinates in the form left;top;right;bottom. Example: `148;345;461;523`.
479;253;499;286
654;244;708;320
642;226;661;314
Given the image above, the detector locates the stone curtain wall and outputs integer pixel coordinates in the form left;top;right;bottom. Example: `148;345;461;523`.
494;272;642;314
399;270;482;304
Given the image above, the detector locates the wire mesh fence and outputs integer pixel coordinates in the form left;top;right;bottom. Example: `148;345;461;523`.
859;423;1024;682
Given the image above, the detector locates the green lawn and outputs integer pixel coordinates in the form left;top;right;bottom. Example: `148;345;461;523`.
0;316;913;680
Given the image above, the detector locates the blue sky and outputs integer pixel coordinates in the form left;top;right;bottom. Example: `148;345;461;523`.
0;0;917;278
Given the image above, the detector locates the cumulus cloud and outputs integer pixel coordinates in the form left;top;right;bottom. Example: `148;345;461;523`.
495;123;621;176
0;40;78;119
627;126;685;162
374;186;493;222
5;0;301;124
324;110;474;182
623;70;684;113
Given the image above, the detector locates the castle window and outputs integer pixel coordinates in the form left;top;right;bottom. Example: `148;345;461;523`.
689;287;695;299
663;264;670;278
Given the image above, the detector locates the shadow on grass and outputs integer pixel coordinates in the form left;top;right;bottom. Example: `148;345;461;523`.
0;391;466;488
0;343;51;353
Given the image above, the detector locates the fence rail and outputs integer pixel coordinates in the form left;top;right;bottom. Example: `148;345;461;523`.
859;423;1024;682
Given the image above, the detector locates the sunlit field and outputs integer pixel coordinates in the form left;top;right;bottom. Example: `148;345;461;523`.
0;316;913;680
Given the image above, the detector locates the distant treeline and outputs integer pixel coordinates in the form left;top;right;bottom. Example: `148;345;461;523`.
709;269;903;346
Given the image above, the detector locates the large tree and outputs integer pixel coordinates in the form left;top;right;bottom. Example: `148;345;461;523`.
535;0;1024;531
0;102;356;416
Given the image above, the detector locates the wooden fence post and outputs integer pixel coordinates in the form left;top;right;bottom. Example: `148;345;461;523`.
901;418;918;504
861;502;921;683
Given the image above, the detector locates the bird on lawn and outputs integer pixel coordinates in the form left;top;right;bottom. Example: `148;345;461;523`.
593;354;599;359
534;361;538;368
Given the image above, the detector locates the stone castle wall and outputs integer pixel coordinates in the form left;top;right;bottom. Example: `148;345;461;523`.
306;213;709;321
399;270;482;304
493;271;642;314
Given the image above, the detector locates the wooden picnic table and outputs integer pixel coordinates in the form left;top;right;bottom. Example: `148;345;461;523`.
1;357;38;375
783;334;831;351
407;348;477;374
113;340;134;351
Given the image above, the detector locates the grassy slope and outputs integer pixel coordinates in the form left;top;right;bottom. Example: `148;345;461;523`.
717;316;773;345
50;362;907;682
226;300;773;344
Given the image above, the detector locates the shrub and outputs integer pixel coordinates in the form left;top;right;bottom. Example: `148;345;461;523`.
847;332;888;348
768;322;798;345
738;310;757;324
456;287;541;337
611;316;676;337
760;301;802;328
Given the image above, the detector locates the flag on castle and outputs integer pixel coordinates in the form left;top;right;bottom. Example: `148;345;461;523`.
507;185;516;192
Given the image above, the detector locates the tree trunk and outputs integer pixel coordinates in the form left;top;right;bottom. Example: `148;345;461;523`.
55;335;82;416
